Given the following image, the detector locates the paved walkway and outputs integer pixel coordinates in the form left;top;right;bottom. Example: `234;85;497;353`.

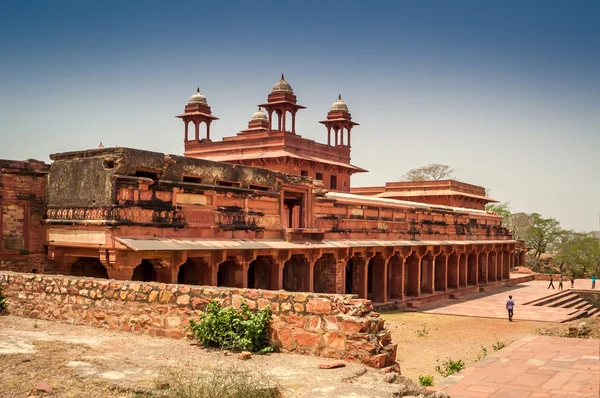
421;280;599;323
437;335;600;397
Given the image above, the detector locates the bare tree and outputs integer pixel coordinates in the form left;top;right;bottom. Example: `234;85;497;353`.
401;164;455;181
506;212;533;242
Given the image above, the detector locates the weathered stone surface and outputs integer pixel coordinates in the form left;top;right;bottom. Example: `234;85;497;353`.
34;381;53;393
318;360;346;369
0;271;395;368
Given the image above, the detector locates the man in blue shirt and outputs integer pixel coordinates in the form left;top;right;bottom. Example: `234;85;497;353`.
506;295;515;322
592;275;597;289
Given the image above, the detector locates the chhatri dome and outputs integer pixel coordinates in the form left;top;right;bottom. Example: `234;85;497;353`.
188;87;208;105
271;74;294;94
251;107;268;121
330;94;349;113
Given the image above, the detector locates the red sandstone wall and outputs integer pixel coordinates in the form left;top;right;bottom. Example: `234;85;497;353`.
0;271;397;368
0;160;49;270
0;254;54;274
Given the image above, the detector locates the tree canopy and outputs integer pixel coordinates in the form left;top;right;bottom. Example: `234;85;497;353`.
401;164;455;181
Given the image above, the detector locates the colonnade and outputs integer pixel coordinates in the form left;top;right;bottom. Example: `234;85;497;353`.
53;243;526;304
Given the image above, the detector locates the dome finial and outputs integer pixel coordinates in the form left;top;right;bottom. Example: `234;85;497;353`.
196;87;200;93
338;94;342;100
281;73;285;80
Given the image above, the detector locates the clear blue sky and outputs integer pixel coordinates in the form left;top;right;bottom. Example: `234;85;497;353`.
1;1;598;231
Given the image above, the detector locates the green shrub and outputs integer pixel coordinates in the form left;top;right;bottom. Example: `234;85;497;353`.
476;344;488;361
492;340;506;351
188;300;273;353
435;358;465;377
416;326;429;338
0;285;6;313
418;374;434;387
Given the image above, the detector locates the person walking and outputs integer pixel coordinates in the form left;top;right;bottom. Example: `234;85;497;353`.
592;275;597;289
570;276;575;288
547;275;555;289
506;295;515;322
558;275;563;290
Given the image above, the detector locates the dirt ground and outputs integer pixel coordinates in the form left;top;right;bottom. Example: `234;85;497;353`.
1;313;597;397
0;316;412;398
382;311;595;381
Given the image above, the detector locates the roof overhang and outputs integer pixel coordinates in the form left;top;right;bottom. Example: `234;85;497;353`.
115;237;520;252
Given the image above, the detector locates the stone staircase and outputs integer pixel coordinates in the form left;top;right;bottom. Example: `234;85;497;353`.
524;290;600;322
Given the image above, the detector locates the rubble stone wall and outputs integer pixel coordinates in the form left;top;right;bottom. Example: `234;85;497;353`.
0;271;397;368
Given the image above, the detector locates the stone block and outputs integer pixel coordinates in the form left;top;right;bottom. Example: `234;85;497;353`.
293;331;322;348
176;294;190;305
306;299;332;314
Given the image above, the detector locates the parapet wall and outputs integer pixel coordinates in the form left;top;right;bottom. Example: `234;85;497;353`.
0;271;396;368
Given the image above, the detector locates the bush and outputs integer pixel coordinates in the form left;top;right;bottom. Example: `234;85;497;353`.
492;340;506;351
156;365;279;398
435;358;465;377
188;300;273;353
416;326;429;338
0;285;6;314
418;374;434;387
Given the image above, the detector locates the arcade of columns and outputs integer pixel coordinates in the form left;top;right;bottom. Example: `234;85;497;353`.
81;242;525;304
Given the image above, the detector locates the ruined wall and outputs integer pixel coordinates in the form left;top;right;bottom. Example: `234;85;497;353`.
0;271;397;368
0;159;49;259
0;254;54;274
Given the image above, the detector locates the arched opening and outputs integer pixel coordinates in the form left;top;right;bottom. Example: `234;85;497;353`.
247;256;279;290
177;258;211;286
467;252;478;285
434;254;447;292
405;253;420;297
387;254;403;300
503;251;510;279
283;254;310;292
421;252;434;294
369;255;387;303
459;253;468;287
313;254;337;293
346;255;366;297
479;252;488;283
132;260;157;282
487;252;496;282
217;258;242;288
447;252;459;289
69;257;108;279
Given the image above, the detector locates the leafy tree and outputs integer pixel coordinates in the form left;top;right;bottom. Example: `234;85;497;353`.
554;232;600;277
486;202;511;222
401;164;455;181
505;212;533;242
525;213;561;259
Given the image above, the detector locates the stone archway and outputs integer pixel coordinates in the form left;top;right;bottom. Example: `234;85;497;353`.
447;252;459;289
387;254;403;300
69;257;109;279
132;260;157;282
177;258;212;286
283;254;310;292
247;256;280;290
217;258;242;288
421;252;434;294
346;255;367;298
434;254;447;292
467;252;478;285
405;253;420;297
479;252;488;284
313;253;337;293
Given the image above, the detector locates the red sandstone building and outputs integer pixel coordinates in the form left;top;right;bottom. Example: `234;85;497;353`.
0;75;526;305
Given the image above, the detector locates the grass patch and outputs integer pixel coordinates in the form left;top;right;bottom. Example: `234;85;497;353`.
155;364;279;398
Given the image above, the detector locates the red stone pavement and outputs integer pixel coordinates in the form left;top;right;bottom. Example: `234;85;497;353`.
435;335;600;397
421;280;599;323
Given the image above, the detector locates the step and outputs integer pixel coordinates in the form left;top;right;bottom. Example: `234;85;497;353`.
524;291;574;306
576;303;594;312
549;294;581;307
407;300;423;308
562;309;588;323
588;308;600;318
560;297;586;309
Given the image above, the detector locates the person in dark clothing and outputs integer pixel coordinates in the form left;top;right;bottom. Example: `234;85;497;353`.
558;275;563;290
506;295;515;322
547;275;555;289
571;276;575;288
